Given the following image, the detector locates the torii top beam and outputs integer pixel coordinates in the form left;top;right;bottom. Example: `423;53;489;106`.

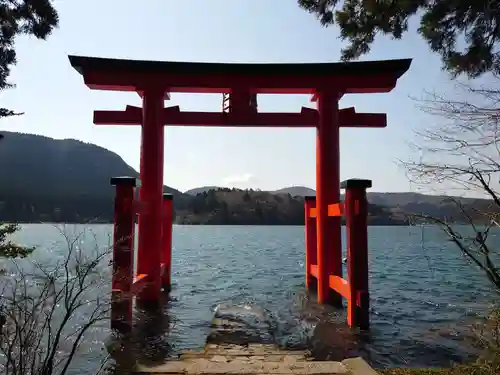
68;55;411;95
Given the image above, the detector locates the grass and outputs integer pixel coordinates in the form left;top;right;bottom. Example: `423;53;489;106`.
381;370;455;375
381;360;500;375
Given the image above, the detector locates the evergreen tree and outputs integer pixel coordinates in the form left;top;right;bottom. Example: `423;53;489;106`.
0;1;58;256
298;0;500;77
0;223;33;258
0;0;59;118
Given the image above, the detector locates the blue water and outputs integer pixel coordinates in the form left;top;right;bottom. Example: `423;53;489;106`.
4;224;496;372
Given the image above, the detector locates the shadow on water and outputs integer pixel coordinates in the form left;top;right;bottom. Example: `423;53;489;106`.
105;291;174;373
104;287;480;372
10;224;494;371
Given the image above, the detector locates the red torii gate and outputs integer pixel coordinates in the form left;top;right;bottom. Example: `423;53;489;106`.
69;55;411;330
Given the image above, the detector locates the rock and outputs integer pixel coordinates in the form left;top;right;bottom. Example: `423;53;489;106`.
207;303;275;345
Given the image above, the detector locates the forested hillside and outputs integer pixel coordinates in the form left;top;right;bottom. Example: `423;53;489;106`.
0;132;492;225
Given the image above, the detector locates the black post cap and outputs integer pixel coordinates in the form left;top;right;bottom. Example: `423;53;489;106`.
304;195;316;201
340;179;372;190
110;176;141;187
163;193;174;200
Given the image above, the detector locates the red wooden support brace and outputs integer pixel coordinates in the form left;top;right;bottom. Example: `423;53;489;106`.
161;193;173;292
110;176;140;332
342;178;372;330
304;196;317;291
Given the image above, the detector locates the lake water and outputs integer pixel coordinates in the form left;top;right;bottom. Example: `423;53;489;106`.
4;224;497;373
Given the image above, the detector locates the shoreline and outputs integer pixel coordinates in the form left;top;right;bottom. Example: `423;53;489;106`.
6;221;413;226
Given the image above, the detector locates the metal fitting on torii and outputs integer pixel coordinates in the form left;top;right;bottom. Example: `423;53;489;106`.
222;89;257;114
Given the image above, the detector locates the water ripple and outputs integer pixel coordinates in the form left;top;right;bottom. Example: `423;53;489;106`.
9;224;497;373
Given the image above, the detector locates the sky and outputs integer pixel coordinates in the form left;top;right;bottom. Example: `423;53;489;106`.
0;1;485;193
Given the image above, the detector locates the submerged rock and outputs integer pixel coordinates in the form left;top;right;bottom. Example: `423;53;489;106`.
207;303;275;345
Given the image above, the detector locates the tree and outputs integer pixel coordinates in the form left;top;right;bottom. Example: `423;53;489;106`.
0;0;59;118
403;80;500;291
0;1;59;257
0;227;111;375
0;137;36;258
0;223;33;258
298;0;500;78
243;191;251;202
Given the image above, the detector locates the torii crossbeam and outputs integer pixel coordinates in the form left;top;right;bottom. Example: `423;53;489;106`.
93;105;387;128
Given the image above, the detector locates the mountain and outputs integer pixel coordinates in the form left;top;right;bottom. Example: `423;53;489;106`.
186;186;317;197
0;131;189;223
175;187;405;225
0;131;494;225
268;188;481;205
264;188;496;222
272;186;316;197
185;186;221;195
185;186;319;197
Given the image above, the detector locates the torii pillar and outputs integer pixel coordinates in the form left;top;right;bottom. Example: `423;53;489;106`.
137;87;166;303
316;89;342;306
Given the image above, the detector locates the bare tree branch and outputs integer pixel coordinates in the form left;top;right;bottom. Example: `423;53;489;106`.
0;226;112;375
403;80;500;292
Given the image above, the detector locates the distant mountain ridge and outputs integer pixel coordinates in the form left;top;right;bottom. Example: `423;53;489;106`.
182;186;496;224
0;131;183;196
0;131;494;224
175;187;405;225
184;184;483;207
185;186;221;196
0;131;190;222
185;186;316;197
272;186;316;197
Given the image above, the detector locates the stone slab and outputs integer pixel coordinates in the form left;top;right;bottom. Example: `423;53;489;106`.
204;344;305;356
135;358;348;374
179;353;309;362
342;357;379;375
133;344;377;375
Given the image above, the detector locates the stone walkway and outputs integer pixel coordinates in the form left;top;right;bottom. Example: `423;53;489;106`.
134;343;378;375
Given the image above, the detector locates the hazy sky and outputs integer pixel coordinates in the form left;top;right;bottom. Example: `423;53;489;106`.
0;1;485;193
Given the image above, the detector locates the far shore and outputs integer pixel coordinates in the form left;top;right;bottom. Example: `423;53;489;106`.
8;221;413;226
